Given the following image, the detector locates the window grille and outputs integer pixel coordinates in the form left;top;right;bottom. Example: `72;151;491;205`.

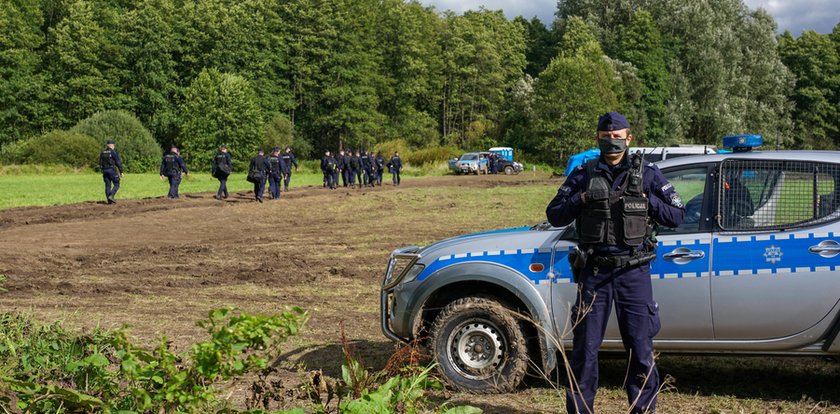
717;159;840;231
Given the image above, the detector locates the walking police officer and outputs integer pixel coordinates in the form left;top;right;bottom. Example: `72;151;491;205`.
375;151;385;186
212;144;232;200
281;147;298;192
389;151;402;186
546;112;684;414
350;150;362;189
267;147;287;200
99;139;124;204
249;149;270;202
340;150;352;187
160;146;188;199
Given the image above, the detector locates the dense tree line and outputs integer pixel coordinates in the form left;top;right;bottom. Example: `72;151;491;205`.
0;0;838;169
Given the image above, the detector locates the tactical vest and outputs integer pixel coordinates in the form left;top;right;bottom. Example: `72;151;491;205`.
269;156;281;173
253;155;267;172
577;155;649;247
215;153;229;169
163;154;178;175
100;149;115;170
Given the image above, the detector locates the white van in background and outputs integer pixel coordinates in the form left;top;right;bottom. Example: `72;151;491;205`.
630;145;717;162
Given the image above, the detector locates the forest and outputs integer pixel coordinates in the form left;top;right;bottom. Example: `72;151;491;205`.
1;0;839;170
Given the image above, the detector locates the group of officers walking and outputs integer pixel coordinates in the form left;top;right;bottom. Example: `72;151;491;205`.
98;142;401;204
318;150;402;190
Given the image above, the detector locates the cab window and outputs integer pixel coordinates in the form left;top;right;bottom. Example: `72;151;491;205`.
718;159;840;230
658;167;709;234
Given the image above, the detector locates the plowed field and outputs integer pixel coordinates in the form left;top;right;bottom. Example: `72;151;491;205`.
1;173;838;413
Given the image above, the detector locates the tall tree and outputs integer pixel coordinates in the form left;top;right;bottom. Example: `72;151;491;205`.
178;68;264;170
0;0;48;144
440;9;526;146
616;10;669;145
532;17;622;165
515;16;558;78
779;29;840;149
45;0;129;127
121;0;180;146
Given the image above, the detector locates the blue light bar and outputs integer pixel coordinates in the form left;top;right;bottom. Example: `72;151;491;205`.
722;134;763;152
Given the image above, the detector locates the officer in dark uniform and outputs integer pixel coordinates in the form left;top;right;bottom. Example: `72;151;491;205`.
99;140;124;204
159;146;188;199
336;150;346;187
267;147;287;200
212;144;232;200
546;112;684;414
350;150;361;189
321;151;338;189
341;150;352;187
360;151;371;187
366;152;378;187
489;153;498;174
389;151;402;186
281;147;298;192
375;151;385;186
249;149;270;202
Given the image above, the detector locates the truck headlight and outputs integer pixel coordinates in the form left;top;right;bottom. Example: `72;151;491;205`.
401;263;426;284
383;247;420;289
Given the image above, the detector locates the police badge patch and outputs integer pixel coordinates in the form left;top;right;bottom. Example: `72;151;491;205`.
670;193;684;208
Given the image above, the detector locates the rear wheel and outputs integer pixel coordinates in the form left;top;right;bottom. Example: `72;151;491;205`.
430;297;528;393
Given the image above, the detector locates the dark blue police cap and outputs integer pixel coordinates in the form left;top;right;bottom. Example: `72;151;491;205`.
272;146;280;152
257;148;264;154
106;140;115;144
597;112;630;132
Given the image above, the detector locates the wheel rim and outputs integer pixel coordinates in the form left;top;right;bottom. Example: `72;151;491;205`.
447;319;506;380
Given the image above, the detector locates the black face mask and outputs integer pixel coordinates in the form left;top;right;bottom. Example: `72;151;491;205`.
598;138;628;154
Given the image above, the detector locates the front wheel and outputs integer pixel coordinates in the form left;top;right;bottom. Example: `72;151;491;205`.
430;297;528;393
504;166;514;175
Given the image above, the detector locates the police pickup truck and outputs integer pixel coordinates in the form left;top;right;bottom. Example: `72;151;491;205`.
381;136;840;393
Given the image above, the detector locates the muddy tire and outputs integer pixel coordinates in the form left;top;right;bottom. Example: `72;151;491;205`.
504;165;514;175
430;297;528;394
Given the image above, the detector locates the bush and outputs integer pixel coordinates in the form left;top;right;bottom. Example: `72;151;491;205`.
404;145;461;165
24;130;99;169
0;139;29;165
373;139;410;160
72;110;162;173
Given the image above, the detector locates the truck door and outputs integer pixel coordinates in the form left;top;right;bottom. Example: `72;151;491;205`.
710;159;840;339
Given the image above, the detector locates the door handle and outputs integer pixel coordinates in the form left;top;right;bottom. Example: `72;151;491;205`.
664;247;705;263
809;240;840;258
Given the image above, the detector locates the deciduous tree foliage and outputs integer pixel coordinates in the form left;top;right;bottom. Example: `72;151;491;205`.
71;110;161;172
1;0;835;169
178;69;264;171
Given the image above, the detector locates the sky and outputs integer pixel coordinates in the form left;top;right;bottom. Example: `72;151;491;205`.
420;0;838;35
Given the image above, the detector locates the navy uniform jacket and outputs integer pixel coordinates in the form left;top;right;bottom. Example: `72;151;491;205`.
249;155;270;173
389;156;402;172
213;151;232;173
160;153;188;176
268;155;287;176
350;155;361;171
546;154;684;255
281;152;297;171
336;154;346;171
101;149;124;174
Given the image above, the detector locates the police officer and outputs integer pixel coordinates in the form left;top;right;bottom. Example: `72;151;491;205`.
340;150;352;187
546;112;684;414
160;146;188;199
389;151;402;186
366;151;378;187
99;140;124;204
281;147;298;192
489;153;498;174
212;144;232;200
360;151;371;187
350;150;362;189
321;151;338;190
375;151;385;186
267;147;287;200
249;149;270;202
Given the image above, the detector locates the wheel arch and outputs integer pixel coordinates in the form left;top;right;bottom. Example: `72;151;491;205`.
409;262;557;376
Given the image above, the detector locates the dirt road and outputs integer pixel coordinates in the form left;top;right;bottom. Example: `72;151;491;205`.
1;172;838;413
